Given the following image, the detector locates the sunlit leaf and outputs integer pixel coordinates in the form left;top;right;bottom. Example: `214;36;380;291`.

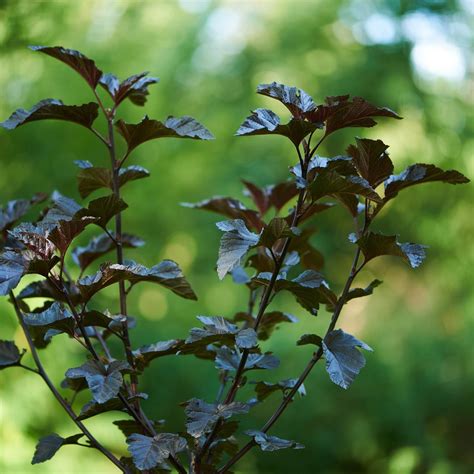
257;82;316;117
65;359;129;404
214;346;279;372
0;250;26;295
236;108;320;145
184;398;250;438
78;259;196;301
100;71;159;106
216;219;260;280
245;430;304;451
23;302;75;340
253;270;336;315
127;433;187;470
322;329;372;389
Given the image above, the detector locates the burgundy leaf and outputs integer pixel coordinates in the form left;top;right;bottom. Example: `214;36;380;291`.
384;163;469;200
347;137;394;187
1;99;99;131
256;82;316;117
116;115;214;153
29;45;103;89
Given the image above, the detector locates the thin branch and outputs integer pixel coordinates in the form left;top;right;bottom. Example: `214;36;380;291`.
106;114;140;399
90;127;109;147
9;291;126;472
218;200;371;473
308;134;326;159
18;363;40;374
196;151;311;465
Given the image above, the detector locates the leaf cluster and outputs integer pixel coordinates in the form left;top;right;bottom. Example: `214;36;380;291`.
0;49;469;474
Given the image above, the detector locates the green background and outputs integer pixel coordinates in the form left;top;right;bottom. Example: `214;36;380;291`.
0;0;472;473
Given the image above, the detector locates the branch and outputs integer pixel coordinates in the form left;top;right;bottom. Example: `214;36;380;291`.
9;292;126;472
218;202;370;473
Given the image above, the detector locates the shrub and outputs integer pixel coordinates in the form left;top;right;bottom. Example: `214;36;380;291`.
0;46;469;473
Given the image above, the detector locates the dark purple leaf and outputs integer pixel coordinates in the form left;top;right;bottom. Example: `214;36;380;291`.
296;334;323;347
235;311;298;341
347;137;394;187
245;430;304;451
78;259;196;301
216;219;260;280
116;115;214;153
65;359;129;404
77;398;125;421
242;180;298;215
0;340;24;368
1;99;99;130
308;170;382;203
127;433;187;470
100;72;159;107
29;45;103;88
23;302;75;341
253;379;306;401
384;163;469;200
132;339;184;371
0;196;45;232
77;194;128;228
311;95;402;136
184;398;250;438
119;165;150;187
236;108;321;146
32;433;84;464
72;232;144;271
346;279;383;303
352;231;427;268
76;167;112;198
182;197;263;231
48;216;97;254
113;419;164;438
253;270;336;315
257;82;316;117
0;250;26;295
322;329;372;389
214;346;279;372
259;217;299;249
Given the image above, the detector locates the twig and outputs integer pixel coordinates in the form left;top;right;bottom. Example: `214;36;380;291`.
9;291;126;472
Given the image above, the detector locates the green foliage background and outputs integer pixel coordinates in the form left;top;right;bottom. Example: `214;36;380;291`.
0;1;472;473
